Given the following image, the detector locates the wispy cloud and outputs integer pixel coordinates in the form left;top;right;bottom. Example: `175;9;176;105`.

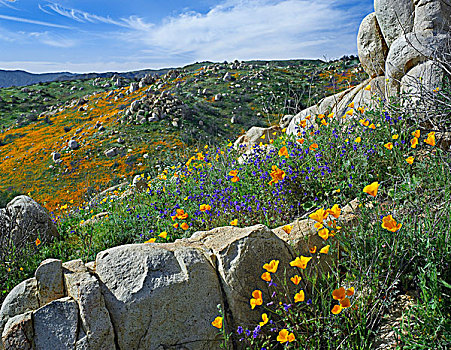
40;3;130;28
0;14;72;29
120;0;367;61
0;0;17;10
28;31;77;48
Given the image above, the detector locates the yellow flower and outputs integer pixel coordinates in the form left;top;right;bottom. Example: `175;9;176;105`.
411;137;418;148
211;316;223;329
331;304;343;314
381;215;402;232
296;138;304;144
278;146;289;158
294;290;305;303
309;208;327;223
290;275;301;285
259;313;269;327
277;329;295;343
392;134;399;140
327;112;334;118
145;238;156;243
282;225;292;234
348;102;354;108
384;142;394;150
290;256;312;269
230;219;238;226
412;129;420;138
346;109;354;116
363;182;379;197
60;204;68;210
405;156;414;164
260;134;265;140
158;231;168;239
424;132;436;146
357;107;365;113
354;137;361;143
327;204;341;219
228;170;238;177
346;287;355;296
364;84;371;91
299;119;307;128
309;246;317;254
321;119;328;126
263;260;279;273
35;238;41;246
369;123;376;129
261;272;271;282
181;222;189;230
309;143;319;150
173;223;179;229
319;245;330;254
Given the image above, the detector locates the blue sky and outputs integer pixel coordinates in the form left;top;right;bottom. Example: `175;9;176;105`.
0;0;373;73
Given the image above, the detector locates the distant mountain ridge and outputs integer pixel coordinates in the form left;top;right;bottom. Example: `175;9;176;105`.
0;68;173;88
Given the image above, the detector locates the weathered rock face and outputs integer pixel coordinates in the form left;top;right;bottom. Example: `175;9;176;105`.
374;0;414;47
3;195;58;246
385;33;449;96
0;278;39;349
357;13;389;77
33;297;79;350
0;224;304;350
234;125;282;150
414;0;451;35
188;225;296;328
95;243;223;350
63;260;115;350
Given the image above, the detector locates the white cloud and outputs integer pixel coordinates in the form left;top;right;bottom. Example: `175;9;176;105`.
40;3;132;28
0;14;72;29
119;0;365;62
28;31;77;48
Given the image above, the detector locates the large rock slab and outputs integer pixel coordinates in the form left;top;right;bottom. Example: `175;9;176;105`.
357;12;389;77
385;33;449;96
95;243;223;350
33;297;79;350
63;259;116;350
1;312;33;350
234;125;282;150
414;0;451;35
0;278;39;349
35;258;65;306
374;0;414;47
188;225;296;328
5;195;58;246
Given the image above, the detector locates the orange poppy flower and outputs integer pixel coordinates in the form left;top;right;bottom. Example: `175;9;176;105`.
261;272;271;282
211;316;223;329
424;132;435;146
363;182;379;197
309;246;317;254
263;260;279;273
309;143;319;151
294;290;305;303
331;304;342;314
381;215;402;232
332;287;346;300
290;256;312;270
278;146;289;158
290;275;301;285
410;137;418;148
